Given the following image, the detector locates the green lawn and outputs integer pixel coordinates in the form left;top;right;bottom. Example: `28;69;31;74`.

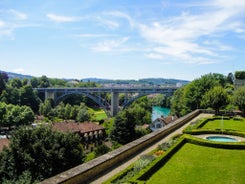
147;143;245;184
200;118;245;132
89;107;108;121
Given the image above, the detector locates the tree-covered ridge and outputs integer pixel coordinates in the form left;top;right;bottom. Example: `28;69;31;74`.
170;72;245;117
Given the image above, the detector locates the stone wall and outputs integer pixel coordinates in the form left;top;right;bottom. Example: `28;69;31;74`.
41;109;200;184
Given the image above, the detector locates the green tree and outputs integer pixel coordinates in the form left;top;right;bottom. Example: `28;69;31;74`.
9;78;23;88
38;75;50;88
0;72;8;95
30;77;39;88
39;99;52;117
110;110;136;145
233;86;245;115
170;88;186;117
55;102;66;119
171;73;229;116
76;103;90;122
19;85;40;112
235;71;245;79
95;144;110;157
0;102;6;127
0;86;20;104
4;104;34;128
0;126;84;182
64;103;73;119
201;86;229;115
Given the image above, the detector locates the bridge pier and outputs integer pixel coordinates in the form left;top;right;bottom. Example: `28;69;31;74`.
45;91;56;101
111;92;119;116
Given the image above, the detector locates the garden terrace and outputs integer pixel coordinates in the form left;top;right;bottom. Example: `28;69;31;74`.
184;116;245;137
131;135;245;184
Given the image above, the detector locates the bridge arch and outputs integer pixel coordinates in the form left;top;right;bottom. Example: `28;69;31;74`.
36;87;178;116
122;92;170;109
55;92;111;117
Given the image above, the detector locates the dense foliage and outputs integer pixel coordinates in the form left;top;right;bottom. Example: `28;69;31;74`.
233;86;245;115
39;100;91;122
0;102;34;129
110;109;137;144
201;86;229;115
235;71;245;79
110;96;152;145
0;126;84;183
171;73;234;116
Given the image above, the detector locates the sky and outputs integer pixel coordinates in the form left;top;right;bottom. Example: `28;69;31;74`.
0;0;245;81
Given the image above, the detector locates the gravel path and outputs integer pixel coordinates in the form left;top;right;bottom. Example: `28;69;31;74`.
90;113;212;184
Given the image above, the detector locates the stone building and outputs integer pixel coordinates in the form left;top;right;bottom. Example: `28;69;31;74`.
53;121;106;151
150;115;178;131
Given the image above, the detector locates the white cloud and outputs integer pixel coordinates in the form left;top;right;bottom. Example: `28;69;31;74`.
138;0;245;64
46;13;80;23
92;37;129;52
75;34;113;38
96;16;119;29
9;9;28;20
146;53;164;60
104;11;135;27
13;68;24;73
0;20;5;27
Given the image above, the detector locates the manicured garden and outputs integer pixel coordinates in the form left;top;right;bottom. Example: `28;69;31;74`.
200;117;245;132
146;142;245;184
104;116;245;184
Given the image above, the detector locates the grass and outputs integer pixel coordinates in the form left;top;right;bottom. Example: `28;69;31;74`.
147;142;245;184
200;117;245;132
89;107;108;121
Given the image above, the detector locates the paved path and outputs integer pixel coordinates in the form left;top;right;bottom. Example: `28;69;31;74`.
90;113;212;184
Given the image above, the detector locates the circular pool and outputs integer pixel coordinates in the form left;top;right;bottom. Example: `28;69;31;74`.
206;136;238;142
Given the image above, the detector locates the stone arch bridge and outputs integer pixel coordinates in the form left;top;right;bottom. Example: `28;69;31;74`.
35;87;178;116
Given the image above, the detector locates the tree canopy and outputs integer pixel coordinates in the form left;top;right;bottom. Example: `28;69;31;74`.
0;126;84;183
170;73;231;116
201;86;229;115
233;86;245;115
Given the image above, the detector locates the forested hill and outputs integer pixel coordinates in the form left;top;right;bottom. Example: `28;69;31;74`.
0;70;189;86
82;78;189;86
0;70;33;80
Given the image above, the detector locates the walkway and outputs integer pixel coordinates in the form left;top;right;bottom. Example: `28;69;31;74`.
90;113;212;184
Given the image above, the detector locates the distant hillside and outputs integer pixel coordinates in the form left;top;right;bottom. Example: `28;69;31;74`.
82;77;189;86
0;70;33;79
0;70;189;86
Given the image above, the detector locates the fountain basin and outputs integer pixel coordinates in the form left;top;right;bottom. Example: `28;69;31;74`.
206;135;238;142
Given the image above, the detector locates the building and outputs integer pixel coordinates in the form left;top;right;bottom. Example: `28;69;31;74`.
0;138;9;152
234;79;245;88
53;121;106;151
150;115;178;131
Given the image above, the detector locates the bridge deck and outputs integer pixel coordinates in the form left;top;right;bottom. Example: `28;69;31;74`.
35;87;178;93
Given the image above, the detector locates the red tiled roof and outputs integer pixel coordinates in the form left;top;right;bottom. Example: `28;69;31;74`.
0;138;9;151
52;122;105;134
154;115;178;125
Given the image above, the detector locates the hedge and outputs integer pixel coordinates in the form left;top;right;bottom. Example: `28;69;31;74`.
130;134;245;183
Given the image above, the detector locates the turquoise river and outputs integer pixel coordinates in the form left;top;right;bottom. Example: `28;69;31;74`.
152;106;170;121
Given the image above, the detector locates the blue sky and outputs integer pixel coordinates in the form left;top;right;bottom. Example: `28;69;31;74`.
0;0;245;80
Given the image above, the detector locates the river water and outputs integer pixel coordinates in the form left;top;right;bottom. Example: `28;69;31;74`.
152;106;170;121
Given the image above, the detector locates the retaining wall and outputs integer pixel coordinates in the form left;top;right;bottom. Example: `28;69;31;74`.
41;109;200;184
